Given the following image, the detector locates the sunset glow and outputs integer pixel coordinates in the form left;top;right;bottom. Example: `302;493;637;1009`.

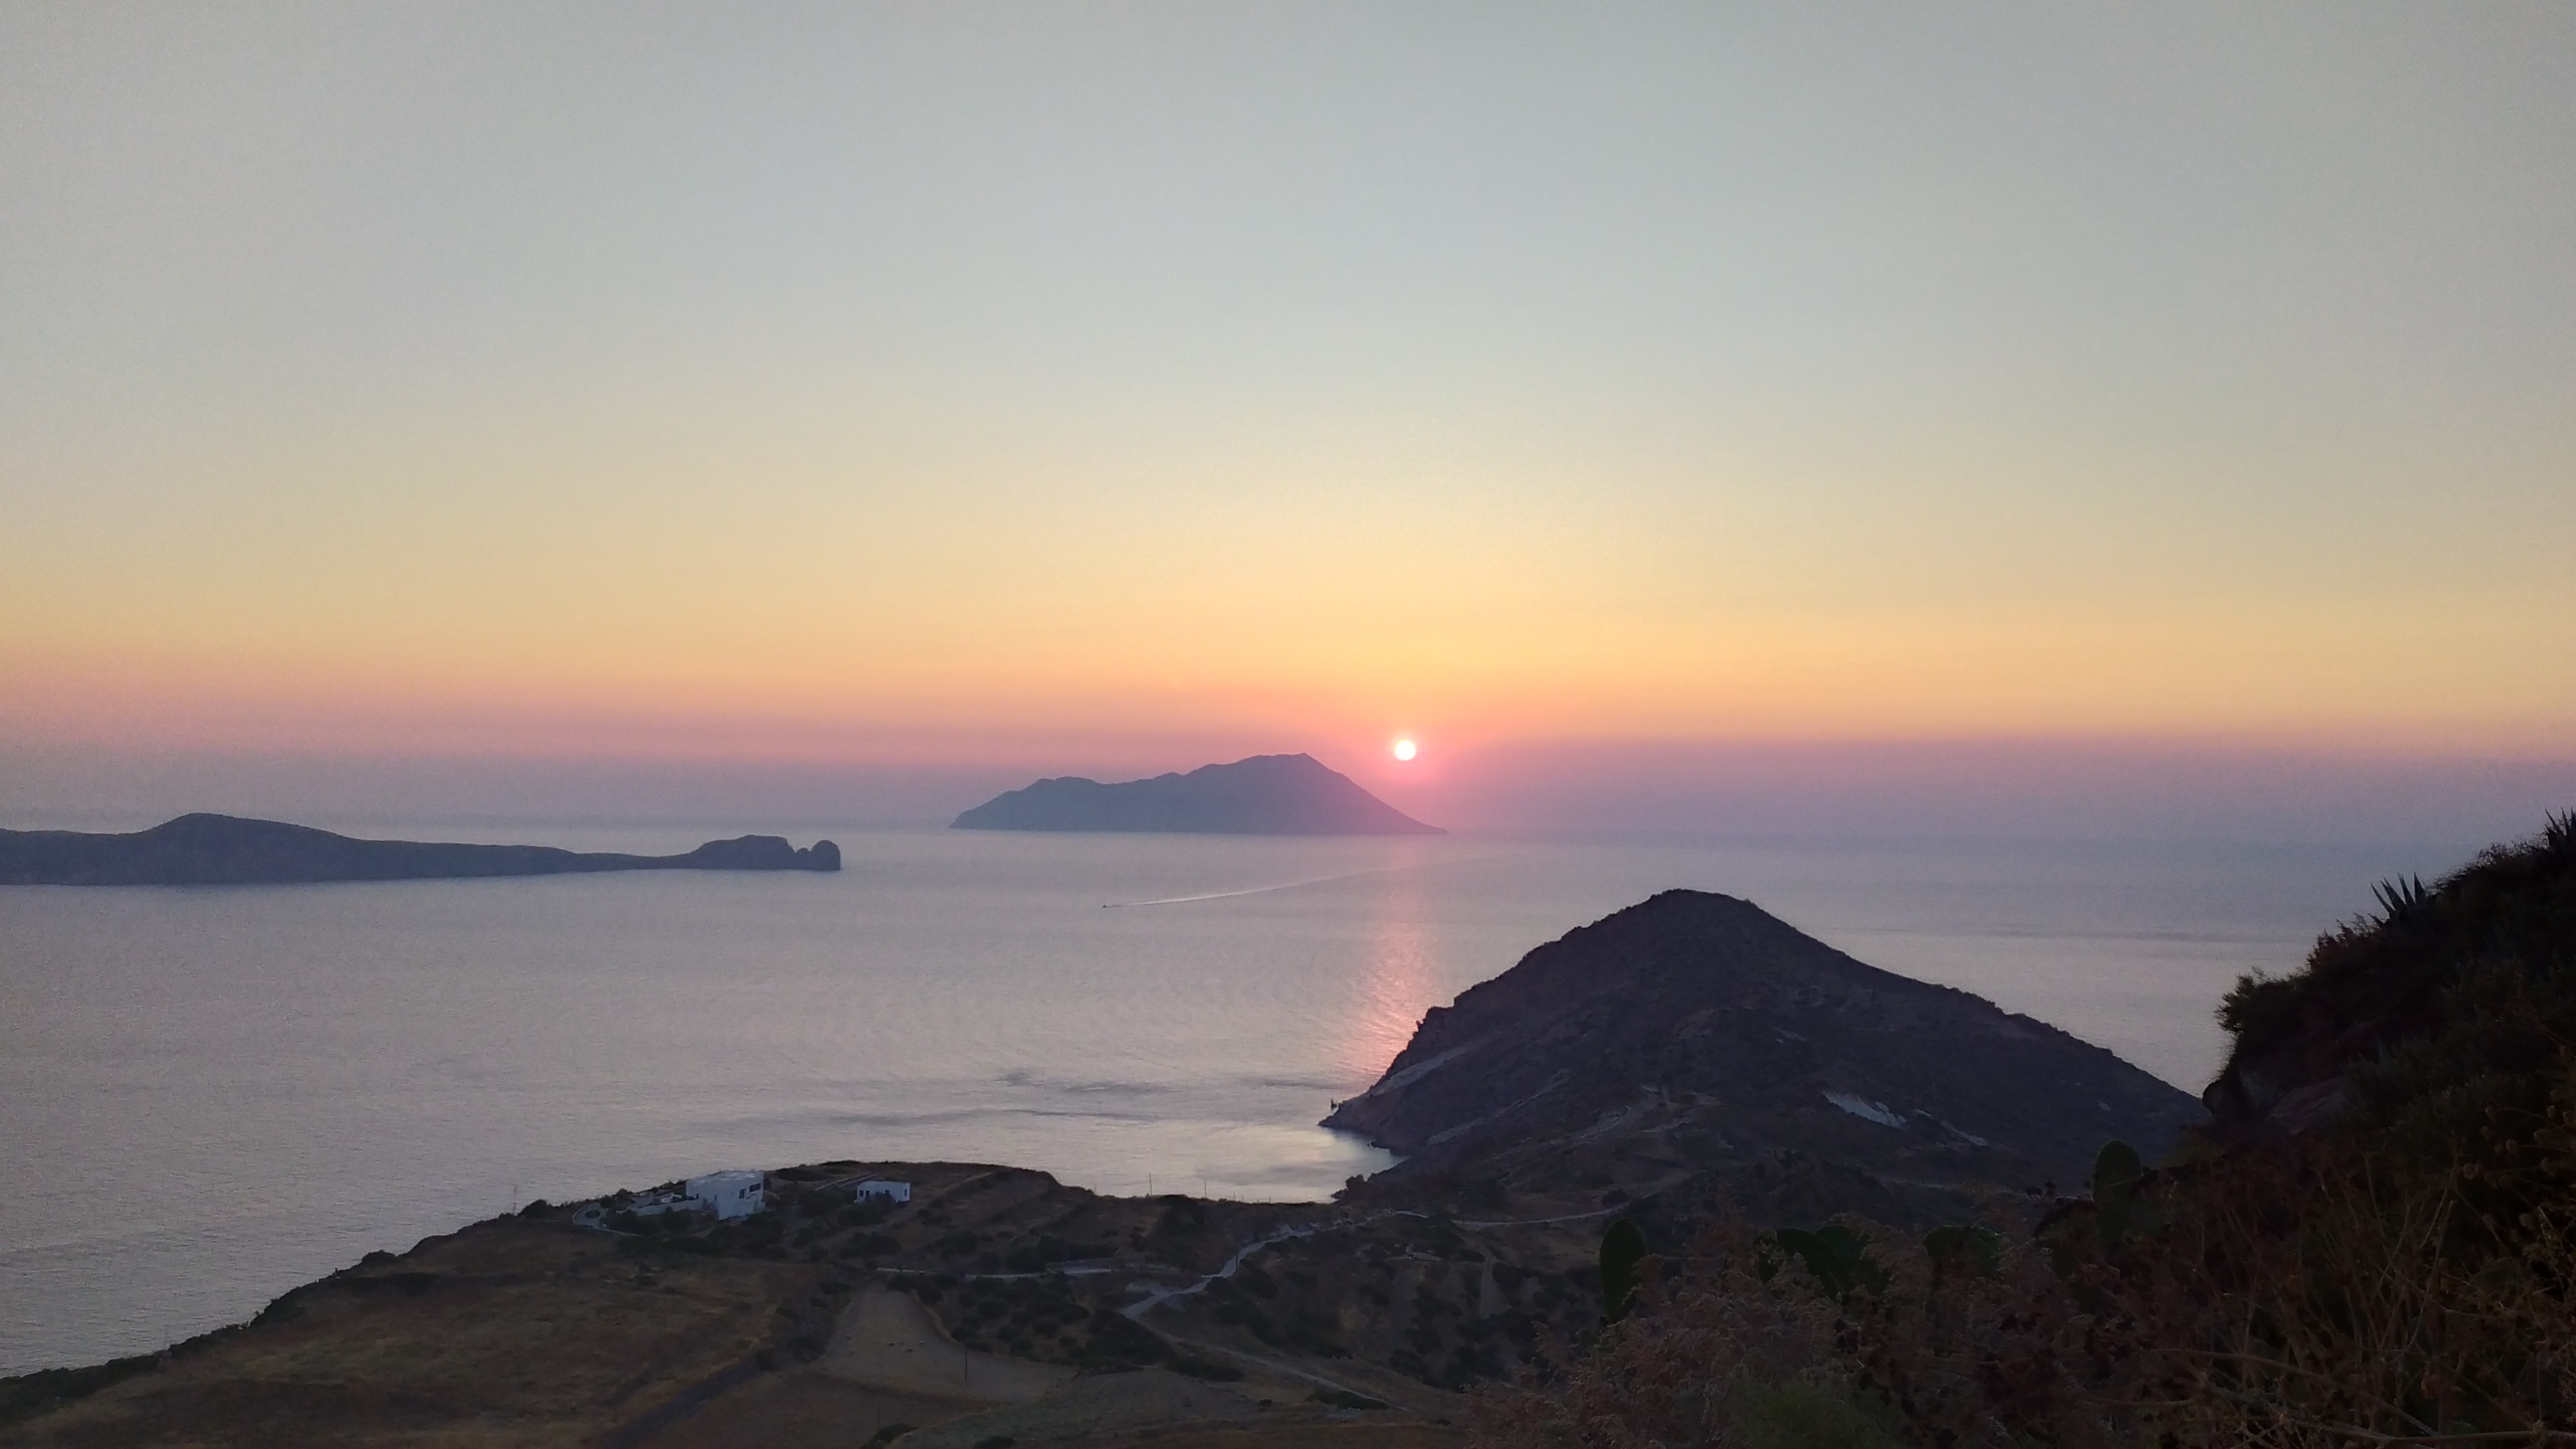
1;7;2570;827
13;9;2576;1425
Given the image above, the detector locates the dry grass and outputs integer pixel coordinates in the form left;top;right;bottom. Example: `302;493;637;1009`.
825;1289;1074;1401
629;1372;969;1449
0;1155;1655;1447
0;1219;819;1449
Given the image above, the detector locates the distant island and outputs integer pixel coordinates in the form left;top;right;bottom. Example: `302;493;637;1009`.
0;813;842;886
951;753;1444;835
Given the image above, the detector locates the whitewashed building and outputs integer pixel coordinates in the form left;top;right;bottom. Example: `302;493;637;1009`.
686;1170;768;1219
852;1179;911;1204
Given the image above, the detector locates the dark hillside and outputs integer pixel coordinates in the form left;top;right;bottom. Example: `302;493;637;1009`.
1327;890;2201;1228
1475;814;2576;1448
2207;810;2576;1157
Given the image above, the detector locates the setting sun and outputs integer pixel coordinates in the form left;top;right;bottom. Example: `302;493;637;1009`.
5;10;2575;1433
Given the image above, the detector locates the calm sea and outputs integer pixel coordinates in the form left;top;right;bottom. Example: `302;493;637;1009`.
0;825;2444;1374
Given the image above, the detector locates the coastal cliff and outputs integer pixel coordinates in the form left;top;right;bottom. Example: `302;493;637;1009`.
0;814;843;886
953;753;1442;835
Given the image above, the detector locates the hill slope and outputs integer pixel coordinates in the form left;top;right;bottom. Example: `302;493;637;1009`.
1325;889;2202;1225
952;754;1442;835
2207;809;2576;1147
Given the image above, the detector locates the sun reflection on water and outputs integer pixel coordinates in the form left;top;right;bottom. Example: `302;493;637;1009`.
1340;858;1441;1086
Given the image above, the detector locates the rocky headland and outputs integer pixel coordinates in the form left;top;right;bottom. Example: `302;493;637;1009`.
1325;889;2202;1227
0;813;842;886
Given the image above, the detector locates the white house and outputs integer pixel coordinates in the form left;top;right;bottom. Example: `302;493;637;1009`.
852;1179;911;1205
686;1170;768;1220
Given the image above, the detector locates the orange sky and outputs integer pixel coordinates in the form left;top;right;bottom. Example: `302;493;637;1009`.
4;6;2572;784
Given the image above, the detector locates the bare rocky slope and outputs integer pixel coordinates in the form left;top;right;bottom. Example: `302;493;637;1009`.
1325;889;2203;1227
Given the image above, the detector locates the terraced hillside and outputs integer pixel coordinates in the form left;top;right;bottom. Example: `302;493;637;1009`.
0;1158;1630;1448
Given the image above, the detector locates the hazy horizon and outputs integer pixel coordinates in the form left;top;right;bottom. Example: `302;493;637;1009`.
9;737;2572;863
6;4;2573;814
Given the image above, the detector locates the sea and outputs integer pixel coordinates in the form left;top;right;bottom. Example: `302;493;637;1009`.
0;823;2458;1376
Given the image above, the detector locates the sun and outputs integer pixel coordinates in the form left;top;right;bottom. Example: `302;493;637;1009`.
1391;738;1418;762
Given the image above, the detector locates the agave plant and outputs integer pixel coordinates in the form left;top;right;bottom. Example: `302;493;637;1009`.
2370;874;2434;930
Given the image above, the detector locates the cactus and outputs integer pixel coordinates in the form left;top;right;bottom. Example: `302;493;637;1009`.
1599;1218;1647;1323
1922;1223;2003;1285
1767;1224;1888;1300
2090;1139;2162;1251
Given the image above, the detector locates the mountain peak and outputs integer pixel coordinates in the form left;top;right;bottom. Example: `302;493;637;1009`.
1325;888;2202;1226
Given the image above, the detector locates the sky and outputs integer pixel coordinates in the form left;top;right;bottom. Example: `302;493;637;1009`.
4;4;2573;839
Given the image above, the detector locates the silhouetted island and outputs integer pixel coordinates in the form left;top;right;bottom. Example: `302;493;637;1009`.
951;752;1443;835
1325;888;2203;1226
0;813;842;885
